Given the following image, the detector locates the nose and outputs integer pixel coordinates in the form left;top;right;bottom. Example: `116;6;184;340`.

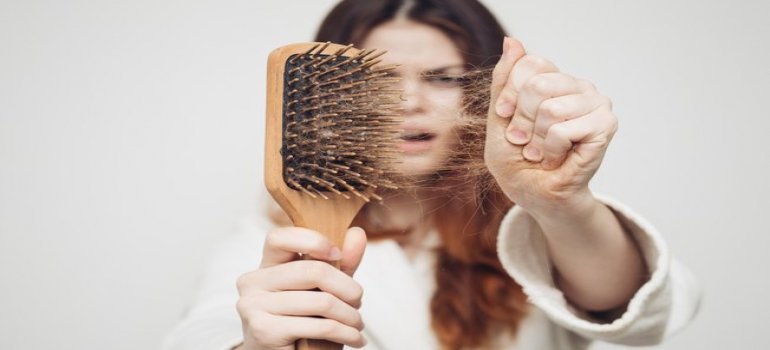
400;77;425;116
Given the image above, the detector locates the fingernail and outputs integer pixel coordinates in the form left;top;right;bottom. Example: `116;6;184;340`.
328;247;342;260
523;146;541;161
506;128;528;144
496;99;514;118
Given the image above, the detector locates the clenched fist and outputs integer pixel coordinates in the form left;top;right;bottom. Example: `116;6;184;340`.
485;37;618;215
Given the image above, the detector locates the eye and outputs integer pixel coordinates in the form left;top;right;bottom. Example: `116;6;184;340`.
382;68;403;78
422;74;466;88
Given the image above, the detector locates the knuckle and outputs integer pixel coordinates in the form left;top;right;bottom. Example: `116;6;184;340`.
264;230;282;249
235;298;250;318
236;293;269;319
595;108;618;136
547;124;567;142
236;270;267;293
525;55;551;70
236;273;252;292
525;75;551;95
353;311;365;330
603;96;614;110
609;116;619;135
236;274;246;291
350;282;364;308
577;79;597;91
540;99;566;119
319;293;337;314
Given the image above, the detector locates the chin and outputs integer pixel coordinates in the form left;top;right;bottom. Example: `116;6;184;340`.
393;154;444;178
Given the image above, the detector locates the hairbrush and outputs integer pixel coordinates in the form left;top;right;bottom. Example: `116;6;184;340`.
264;42;401;350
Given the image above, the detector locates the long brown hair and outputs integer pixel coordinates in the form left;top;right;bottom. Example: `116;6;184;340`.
316;1;528;348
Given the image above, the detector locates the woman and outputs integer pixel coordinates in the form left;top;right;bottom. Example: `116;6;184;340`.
163;0;700;349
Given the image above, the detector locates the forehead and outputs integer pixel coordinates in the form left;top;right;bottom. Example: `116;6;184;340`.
361;19;464;70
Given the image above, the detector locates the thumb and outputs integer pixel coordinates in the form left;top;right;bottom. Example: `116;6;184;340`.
340;227;367;277
490;37;526;118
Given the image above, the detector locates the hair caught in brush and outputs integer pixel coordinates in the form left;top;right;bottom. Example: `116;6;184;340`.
353;66;531;349
389;66;499;202
313;1;529;348
271;66;529;349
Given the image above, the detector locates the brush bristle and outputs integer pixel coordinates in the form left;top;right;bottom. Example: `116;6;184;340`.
282;42;402;201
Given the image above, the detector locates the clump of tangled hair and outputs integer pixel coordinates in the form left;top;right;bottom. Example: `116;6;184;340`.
352;64;530;349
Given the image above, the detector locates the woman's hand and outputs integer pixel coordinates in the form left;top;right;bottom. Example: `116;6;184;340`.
235;227;368;350
484;38;646;311
484;37;618;217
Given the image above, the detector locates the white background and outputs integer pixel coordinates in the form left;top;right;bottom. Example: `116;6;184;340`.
1;0;768;349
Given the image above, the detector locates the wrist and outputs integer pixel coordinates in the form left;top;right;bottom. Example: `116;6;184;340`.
524;188;597;226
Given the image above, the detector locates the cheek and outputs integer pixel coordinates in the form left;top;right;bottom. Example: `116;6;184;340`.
425;90;466;134
422;127;461;168
426;89;464;112
435;124;461;146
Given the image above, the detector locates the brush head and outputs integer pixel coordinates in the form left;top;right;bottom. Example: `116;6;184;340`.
274;42;402;202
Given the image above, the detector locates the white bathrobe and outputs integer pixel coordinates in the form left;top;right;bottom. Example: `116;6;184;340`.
162;195;701;350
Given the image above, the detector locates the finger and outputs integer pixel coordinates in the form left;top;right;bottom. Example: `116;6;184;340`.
259;291;364;330
503;54;559;119
540;110;616;170
247;260;364;307
491;37;526;118
261;227;342;268
524;93;610;162
242;312;366;349
277;315;367;348
533;93;610;140
499;56;560;154
511;55;560;92
575;78;598;93
340;227;367;277
506;73;586;146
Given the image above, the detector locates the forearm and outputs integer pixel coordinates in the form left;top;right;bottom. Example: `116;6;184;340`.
528;192;647;312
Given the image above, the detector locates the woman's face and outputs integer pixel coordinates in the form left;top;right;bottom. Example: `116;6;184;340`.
361;19;466;177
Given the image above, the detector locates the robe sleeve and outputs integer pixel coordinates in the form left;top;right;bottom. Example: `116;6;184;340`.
496;194;701;345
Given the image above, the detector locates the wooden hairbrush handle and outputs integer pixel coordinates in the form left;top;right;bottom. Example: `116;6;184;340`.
265;42;392;350
286;197;364;350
